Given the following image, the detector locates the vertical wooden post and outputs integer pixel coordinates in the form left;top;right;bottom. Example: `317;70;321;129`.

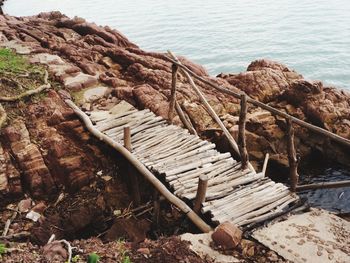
124;126;141;205
238;94;249;170
287;119;299;192
123;126;131;151
193;175;208;214
168;64;178;122
152;189;160;227
262;153;270;177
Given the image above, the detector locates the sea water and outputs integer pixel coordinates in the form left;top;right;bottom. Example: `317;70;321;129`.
3;0;350;90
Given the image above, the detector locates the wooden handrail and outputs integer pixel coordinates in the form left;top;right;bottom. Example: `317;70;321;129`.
296;180;350;191
164;55;350;148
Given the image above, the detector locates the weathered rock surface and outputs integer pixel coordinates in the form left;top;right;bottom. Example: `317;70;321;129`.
212;222;242;249
0;11;349;200
0;90;106;198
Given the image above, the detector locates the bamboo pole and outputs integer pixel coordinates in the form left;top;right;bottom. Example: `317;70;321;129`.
238;94;248;169
66;99;212;233
262;153;270;177
164;55;350;148
168;64;178;122
296;180;350;191
175;101;197;135
193;175;208;214
152;189;160;227
168;51;255;173
123;126;131;151
287;119;299;192
124;126;141;206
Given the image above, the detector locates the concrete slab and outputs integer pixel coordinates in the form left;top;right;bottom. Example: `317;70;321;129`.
181;232;240;263
253;208;350;263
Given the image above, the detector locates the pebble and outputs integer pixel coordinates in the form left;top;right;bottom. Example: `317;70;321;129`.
137;247;150;255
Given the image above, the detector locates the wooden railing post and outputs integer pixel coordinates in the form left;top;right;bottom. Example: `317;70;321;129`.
193;175;208;214
124;126;141;206
287;119;299;191
168;64;178;122
152;189;160;227
175;101;197;136
238;94;249;169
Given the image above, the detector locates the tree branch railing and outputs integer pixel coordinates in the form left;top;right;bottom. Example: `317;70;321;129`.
165;51;350;196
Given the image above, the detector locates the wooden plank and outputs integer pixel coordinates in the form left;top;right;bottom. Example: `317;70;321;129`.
201;180;275;213
168;158;235;185
165;153;232;176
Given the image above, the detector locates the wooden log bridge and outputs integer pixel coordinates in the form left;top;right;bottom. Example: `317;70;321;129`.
66;99;299;231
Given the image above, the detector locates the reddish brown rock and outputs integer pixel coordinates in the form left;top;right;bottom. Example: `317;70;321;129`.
218;59;302;102
3;119;56;197
0;144;22;196
212;222;242;249
18;198;33;213
32;201;47;214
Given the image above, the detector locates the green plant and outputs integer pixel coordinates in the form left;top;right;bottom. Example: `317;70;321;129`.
122;255;131;263
87;252;100;263
0;243;7;258
71;255;81;263
0;48;43;73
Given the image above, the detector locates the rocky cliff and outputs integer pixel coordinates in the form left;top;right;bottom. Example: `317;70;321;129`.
0;11;349;198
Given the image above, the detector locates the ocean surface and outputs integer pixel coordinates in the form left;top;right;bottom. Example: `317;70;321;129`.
3;0;350;212
3;0;350;90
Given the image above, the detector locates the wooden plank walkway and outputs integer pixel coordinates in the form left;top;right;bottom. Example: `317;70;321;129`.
87;101;299;227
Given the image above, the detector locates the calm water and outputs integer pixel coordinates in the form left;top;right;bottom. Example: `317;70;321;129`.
3;0;350;212
3;0;350;90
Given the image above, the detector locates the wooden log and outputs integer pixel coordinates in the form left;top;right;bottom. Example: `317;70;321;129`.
164;55;350;148
193;175;209;214
175;101;197;135
296;180;350;191
262;153;269;177
168;64;178;122
287;119;299;192
124;126;141;206
152;189;160;227
238;94;248;169
65;99;212;233
124;126;132;151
